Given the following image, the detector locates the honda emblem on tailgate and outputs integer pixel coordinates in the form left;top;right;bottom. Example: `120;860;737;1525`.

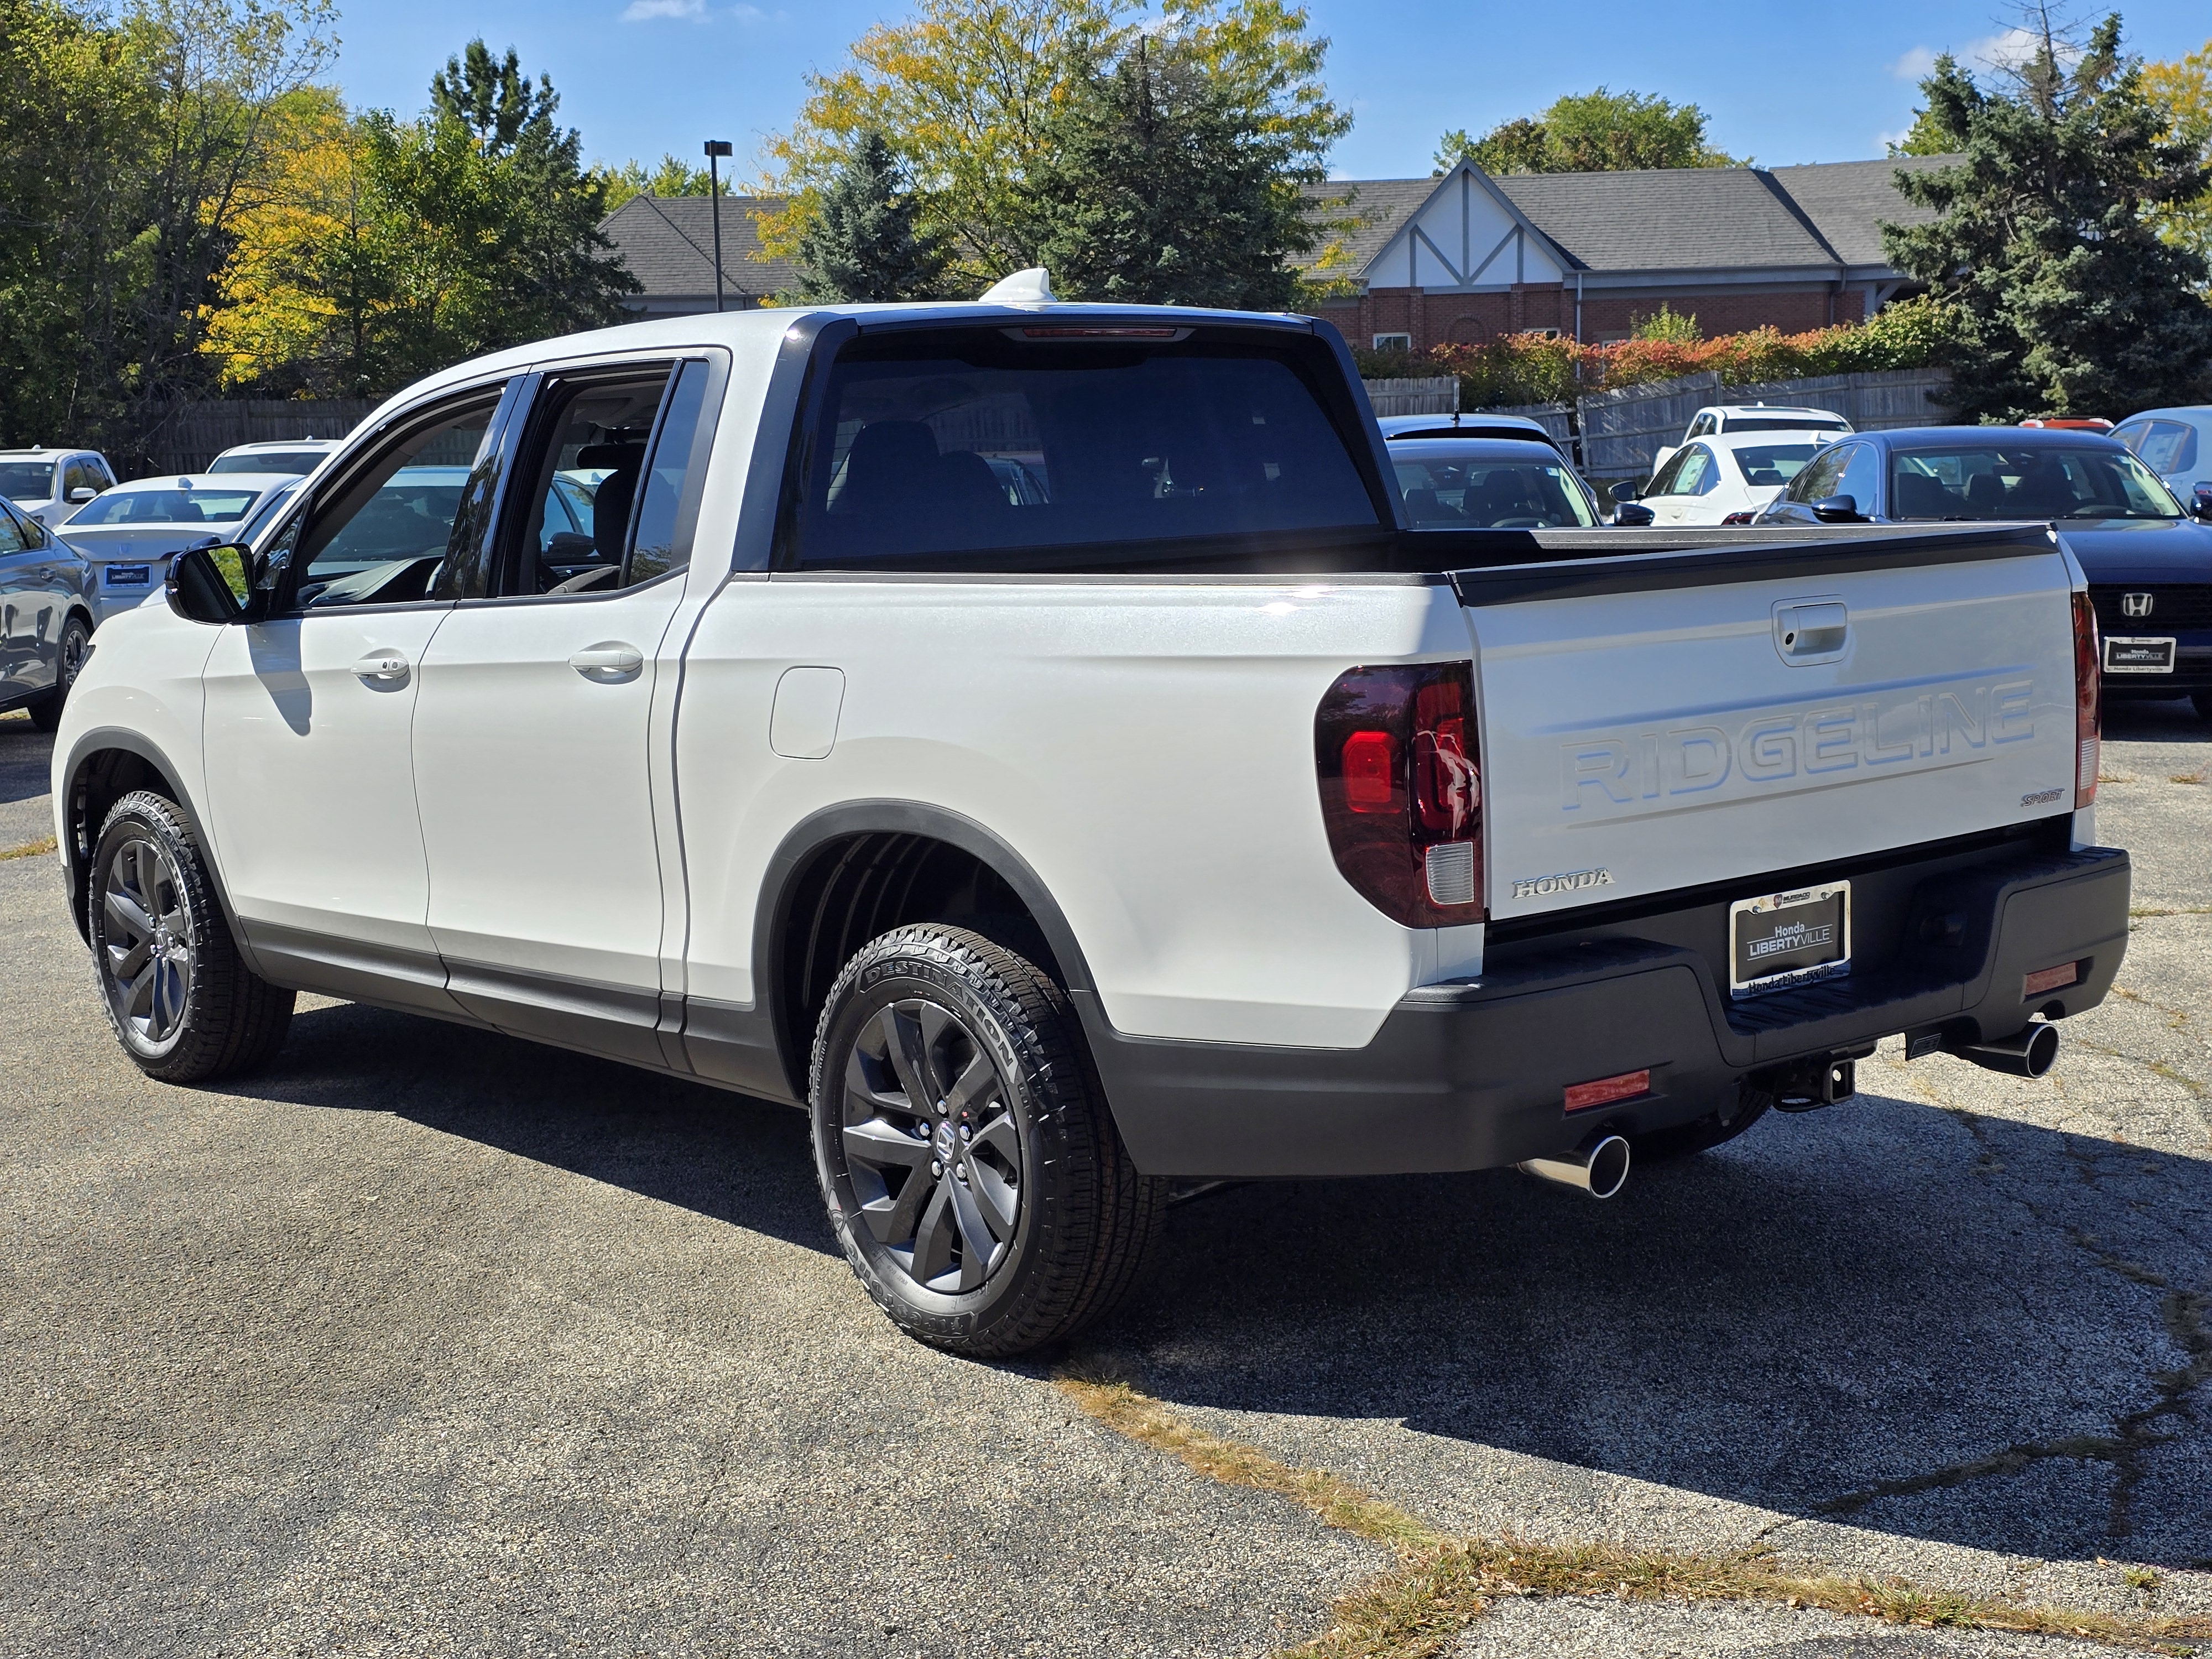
2121;592;2154;618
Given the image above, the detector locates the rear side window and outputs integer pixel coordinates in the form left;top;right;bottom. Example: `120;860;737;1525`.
788;328;1379;567
2124;419;2198;476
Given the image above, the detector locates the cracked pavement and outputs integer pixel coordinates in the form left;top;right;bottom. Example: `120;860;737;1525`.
2;697;2208;1657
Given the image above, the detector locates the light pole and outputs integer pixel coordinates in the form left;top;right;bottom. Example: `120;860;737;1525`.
703;139;733;313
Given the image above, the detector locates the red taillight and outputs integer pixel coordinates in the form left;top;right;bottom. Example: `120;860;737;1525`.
2072;589;2100;808
1342;731;1401;813
1315;662;1484;925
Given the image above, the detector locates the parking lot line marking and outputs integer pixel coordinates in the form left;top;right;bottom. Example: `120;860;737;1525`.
1051;1366;2212;1658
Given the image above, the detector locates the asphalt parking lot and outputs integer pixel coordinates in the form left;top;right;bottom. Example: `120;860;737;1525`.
2;700;2207;1658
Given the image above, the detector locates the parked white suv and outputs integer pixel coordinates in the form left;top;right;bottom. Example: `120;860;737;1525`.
0;445;118;528
206;437;343;477
50;289;2130;1355
1651;403;1853;476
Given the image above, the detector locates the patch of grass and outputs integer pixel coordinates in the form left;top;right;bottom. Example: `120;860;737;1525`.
2124;1565;2164;1594
1052;1368;2212;1659
0;834;56;861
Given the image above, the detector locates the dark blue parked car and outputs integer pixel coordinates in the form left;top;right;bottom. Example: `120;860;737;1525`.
1755;425;2212;722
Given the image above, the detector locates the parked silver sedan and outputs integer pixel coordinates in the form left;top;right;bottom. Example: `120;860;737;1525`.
0;492;97;730
60;473;299;625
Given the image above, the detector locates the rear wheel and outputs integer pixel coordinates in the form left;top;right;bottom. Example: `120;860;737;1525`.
1629;1082;1772;1165
26;612;91;732
88;791;294;1083
809;924;1166;1357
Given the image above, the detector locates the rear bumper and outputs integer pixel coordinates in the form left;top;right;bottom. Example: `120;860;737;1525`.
1089;842;2130;1179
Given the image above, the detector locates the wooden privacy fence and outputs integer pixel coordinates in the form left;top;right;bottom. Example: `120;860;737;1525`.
138;398;380;477
1361;377;1459;417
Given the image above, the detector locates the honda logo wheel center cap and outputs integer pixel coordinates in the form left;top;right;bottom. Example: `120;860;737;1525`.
933;1120;957;1161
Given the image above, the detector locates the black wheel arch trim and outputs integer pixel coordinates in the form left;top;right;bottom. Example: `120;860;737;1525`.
59;727;254;967
729;800;1104;1107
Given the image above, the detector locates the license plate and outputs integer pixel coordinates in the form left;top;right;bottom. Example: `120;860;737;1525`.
1730;881;1850;999
2104;636;2176;674
105;565;151;587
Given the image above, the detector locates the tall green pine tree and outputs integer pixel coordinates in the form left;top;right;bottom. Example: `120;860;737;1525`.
794;132;948;302
1882;15;2212;419
1023;40;1316;311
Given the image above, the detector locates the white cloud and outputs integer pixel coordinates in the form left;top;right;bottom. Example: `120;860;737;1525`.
1891;28;2080;82
622;0;704;19
1875;127;1912;150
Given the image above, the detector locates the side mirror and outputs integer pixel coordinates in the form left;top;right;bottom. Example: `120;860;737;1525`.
2191;483;2212;521
1608;480;1642;503
1811;494;1861;523
166;544;243;625
1611;502;1656;526
67;485;98;504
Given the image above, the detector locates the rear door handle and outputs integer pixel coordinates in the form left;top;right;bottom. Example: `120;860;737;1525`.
351;651;411;683
570;643;644;680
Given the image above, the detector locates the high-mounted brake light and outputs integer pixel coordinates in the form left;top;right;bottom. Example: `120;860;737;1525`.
2072;588;2101;809
1314;662;1483;926
1015;326;1186;340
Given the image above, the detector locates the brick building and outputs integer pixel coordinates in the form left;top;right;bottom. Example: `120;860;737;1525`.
1306;156;1950;351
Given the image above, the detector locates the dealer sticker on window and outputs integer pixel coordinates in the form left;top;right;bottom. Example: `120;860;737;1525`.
2104;637;2176;674
1729;881;1851;999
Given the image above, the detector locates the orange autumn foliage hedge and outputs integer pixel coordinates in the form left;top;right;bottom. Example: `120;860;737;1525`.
1353;296;1955;408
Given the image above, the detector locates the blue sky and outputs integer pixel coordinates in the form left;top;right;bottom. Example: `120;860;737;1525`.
326;1;2212;183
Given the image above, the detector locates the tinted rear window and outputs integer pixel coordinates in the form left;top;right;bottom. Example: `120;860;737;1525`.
208;450;328;476
790;328;1379;566
0;462;55;498
1722;415;1846;434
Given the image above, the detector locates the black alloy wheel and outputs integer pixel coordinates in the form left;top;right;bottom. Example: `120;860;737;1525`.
100;832;194;1055
27;612;90;732
87;791;293;1083
810;925;1165;1357
843;996;1025;1292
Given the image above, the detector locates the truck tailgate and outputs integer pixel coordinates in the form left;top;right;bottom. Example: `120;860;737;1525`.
1459;530;2081;923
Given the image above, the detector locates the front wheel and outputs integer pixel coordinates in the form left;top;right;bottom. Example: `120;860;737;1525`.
809;924;1166;1357
88;791;294;1083
26;612;91;732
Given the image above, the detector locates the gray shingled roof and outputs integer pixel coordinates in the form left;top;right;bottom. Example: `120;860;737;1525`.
1303;178;1440;275
1304;157;1958;281
1492;168;1833;273
601;194;802;301
1766;156;1950;267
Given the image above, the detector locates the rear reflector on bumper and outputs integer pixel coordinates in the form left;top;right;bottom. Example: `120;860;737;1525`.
2023;961;2081;998
1565;1069;1650;1112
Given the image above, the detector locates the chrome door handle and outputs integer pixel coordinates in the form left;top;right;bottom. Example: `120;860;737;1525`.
351;651;410;683
570;643;644;680
38;567;54;580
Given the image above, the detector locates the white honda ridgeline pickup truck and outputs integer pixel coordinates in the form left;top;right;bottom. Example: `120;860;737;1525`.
54;283;2129;1356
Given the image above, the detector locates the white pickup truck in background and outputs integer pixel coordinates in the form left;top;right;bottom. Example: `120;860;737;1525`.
53;285;2130;1355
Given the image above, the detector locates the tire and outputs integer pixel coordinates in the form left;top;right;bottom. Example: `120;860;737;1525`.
87;790;294;1083
809;924;1166;1358
1629;1082;1773;1165
26;612;91;732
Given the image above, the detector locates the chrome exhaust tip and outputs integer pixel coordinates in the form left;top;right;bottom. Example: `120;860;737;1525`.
1517;1133;1631;1200
1953;1022;2060;1079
